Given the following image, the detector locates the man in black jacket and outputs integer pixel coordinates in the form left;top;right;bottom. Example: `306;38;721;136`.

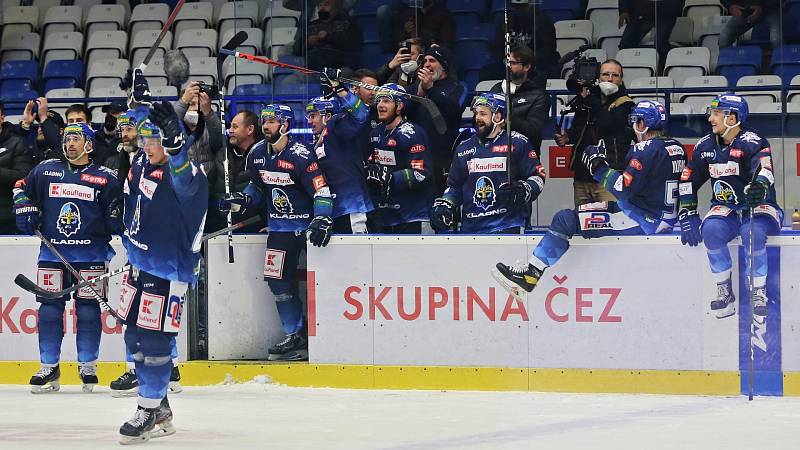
0;100;34;234
618;0;685;74
490;45;550;153
293;0;363;70
555;59;635;207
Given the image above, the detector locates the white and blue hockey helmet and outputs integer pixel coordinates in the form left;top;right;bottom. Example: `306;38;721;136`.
471;92;506;118
373;83;407;107
707;94;749;124
305;96;340;117
629;100;667;131
261;104;294;129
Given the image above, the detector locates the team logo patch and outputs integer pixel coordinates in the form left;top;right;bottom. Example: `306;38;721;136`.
56;202;81;237
80;173;107;185
473;176;496;211
137;292;165;331
713;180;739;203
37;268;63;293
410;144;426;153
272;188;294;214
629;159;643;171
278;160;295;170
264;249;286;279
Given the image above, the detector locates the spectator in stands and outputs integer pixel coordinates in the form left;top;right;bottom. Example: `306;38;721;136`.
349;68;379;108
173;81;224;177
65;104;91;125
19;98;65;164
348;68;381;161
406;46;465;191
292;0;363;71
0;100;34;234
618;0;684;74
375;38;424;86
377;0;456;52
207;111;262;233
93;100;128;167
554;59;635;207
490;45;550;152
480;2;561;81
719;0;783;50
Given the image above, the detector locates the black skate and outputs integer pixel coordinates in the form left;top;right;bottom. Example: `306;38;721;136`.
151;396;176;439
710;278;736;319
169;365;182;394
78;364;98;393
110;369;138;398
491;262;543;301
119;405;157;445
752;286;768;320
30;365;60;394
268;333;308;361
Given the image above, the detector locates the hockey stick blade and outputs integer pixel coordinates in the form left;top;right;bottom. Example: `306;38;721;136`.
14;274;60;299
202;215;261;242
222;31;249;52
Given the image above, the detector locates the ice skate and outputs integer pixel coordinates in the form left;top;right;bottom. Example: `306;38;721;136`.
169;366;182;394
491;262;543;301
268;332;308;361
79;363;98;393
151;396;176;438
110;369;138;398
710;278;736;319
119;405;156;445
30;365;60;394
752;286;768;320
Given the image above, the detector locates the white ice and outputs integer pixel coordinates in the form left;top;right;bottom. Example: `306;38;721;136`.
1;382;799;449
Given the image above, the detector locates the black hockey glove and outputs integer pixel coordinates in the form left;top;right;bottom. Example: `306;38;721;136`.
148;101;185;155
497;180;534;211
307;215;333;247
130;69;152;105
364;163;392;186
744;179;768;208
320;67;345;98
218;192;252;213
430;198;455;231
581;143;608;176
119;68;133;91
678;208;702;247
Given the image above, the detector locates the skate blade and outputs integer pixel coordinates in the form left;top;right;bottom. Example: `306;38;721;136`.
111;388;138;398
490;269;527;302
119;431;151;445
31;382;60;394
168;382;183;394
82;383;96;393
151;421;176;438
713;304;736;319
268;349;308;362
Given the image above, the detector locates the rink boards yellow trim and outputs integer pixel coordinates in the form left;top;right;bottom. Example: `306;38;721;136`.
0;361;766;395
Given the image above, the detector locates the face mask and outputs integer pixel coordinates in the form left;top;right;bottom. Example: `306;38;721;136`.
598;81;619;96
317;10;330;20
184;111;199;127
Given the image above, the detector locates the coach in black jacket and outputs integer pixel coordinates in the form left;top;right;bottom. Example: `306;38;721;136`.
0;101;34;234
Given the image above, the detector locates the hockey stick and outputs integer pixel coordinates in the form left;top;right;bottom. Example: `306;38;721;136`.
218;48;448;134
137;0;187;72
15;264;131;301
34;230;124;322
503;0;513;183
746;166;761;401
202;215;261;242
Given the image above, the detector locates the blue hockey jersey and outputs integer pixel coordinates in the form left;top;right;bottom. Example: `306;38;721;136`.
679;128;780;215
313;92;374;219
122;144;208;284
368;119;436;226
593;136;687;234
244;138;332;233
444;131;545;233
14;159;121;263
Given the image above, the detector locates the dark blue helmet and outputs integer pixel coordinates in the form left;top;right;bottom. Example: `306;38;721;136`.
629;100;667;131
305;96;340;116
374;83;406;107
471;92;506;118
261;104;294;129
708;93;748;124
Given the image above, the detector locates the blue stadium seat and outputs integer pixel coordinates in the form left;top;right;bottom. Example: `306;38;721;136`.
353;0;382;18
717;46;761;86
0;60;39;85
462;69;481;94
453;11;481;30
0;79;37;101
449;0;487;16
455;40;492;72
360;42;391;70
540;0;581;20
232;83;273;115
456;23;491;43
356;16;379;43
43;60;84;93
771;45;800;83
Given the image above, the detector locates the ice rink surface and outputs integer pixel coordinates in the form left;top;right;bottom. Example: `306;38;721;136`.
1;382;799;450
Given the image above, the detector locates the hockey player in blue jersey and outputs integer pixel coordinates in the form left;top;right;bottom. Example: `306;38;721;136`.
116;100;208;444
678;94;782;319
311;68;374;233
493;100;687;299
219;104;334;361
365;83;436;233
13;122;122;393
430;93;546;234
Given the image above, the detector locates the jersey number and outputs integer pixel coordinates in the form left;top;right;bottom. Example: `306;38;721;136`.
664;180;678;220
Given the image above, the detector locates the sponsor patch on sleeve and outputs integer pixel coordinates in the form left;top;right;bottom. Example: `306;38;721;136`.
409;144;426;153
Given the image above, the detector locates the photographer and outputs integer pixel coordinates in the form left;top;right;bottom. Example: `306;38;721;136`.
173;80;224;176
375;38;424;86
19;98;66;163
0;100;34;234
555;59;634;207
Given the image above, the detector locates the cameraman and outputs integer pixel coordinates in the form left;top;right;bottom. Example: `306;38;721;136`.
555;59;635;207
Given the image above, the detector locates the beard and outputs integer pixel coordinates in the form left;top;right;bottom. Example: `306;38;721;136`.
267;131;281;144
510;70;526;84
475;121;492;139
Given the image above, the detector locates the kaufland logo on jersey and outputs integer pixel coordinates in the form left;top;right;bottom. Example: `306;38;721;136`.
467;157;506;173
709;161;740;177
373;149;396;165
49;183;94;201
259;171;294;186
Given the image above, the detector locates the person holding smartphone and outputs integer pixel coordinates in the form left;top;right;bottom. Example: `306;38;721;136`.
375;38;424;86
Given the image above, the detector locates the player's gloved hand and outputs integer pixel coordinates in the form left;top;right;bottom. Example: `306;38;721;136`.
364;163;392;186
14;203;40;235
497;180;534;211
744;179;769;207
307;215;333;247
130;69;152;106
320;67;345;98
119;68;133;91
148;101;185;155
678;208;702;247
581;142;608;176
430;198;455;231
218;192;252;213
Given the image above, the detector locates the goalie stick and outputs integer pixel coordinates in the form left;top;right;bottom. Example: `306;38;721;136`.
218;48;448;134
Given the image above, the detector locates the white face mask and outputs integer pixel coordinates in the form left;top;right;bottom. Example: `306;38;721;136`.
598;81;619;96
184;110;199;127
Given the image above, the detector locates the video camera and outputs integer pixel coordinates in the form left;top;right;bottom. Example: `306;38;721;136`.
562;44;600;94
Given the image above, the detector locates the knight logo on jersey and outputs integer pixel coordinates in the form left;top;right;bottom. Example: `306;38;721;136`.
473;176;496;211
272;188;294;214
56;202;81;237
713;180;738;203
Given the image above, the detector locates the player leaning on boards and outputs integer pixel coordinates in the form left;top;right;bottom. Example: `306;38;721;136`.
13;123;122;394
678;94;782;319
219;104;334;362
493;100;686;299
430;93;546;234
